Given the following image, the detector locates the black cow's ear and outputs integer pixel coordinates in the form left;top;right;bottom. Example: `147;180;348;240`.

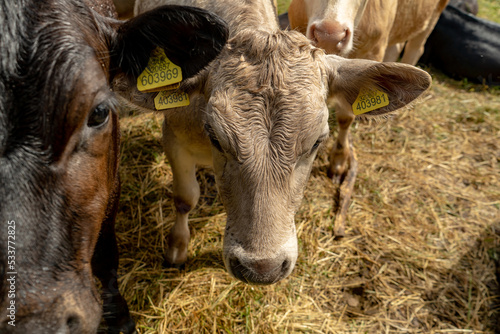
113;5;229;79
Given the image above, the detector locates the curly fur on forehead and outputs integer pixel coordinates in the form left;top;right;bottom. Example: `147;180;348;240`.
223;29;325;89
207;29;328;188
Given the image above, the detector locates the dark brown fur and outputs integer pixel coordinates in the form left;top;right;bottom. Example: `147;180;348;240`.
0;0;227;332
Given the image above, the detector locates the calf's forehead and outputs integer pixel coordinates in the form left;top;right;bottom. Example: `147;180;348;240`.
208;30;329;126
205;35;330;173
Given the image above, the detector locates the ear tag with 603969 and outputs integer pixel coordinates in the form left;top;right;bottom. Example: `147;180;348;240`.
136;47;190;110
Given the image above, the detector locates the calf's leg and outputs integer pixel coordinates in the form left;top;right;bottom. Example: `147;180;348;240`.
328;105;355;183
383;42;405;62
400;15;441;65
332;136;357;237
162;120;200;268
328;105;358;237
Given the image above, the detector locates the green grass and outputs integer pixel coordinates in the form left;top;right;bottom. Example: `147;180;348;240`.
276;0;291;14
478;0;500;22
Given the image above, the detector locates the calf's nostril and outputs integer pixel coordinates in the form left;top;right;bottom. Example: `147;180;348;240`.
229;257;249;283
341;28;350;43
281;259;291;273
66;314;82;332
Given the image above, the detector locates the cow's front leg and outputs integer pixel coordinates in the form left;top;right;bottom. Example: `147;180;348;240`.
332;135;357;237
328;105;358;237
162;121;201;268
400;10;442;66
383;42;405;62
328;105;355;183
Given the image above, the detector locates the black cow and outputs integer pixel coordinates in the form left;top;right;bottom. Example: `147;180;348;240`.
0;0;227;333
278;12;290;30
419;5;500;86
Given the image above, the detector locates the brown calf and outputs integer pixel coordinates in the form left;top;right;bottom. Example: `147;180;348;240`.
126;0;432;285
288;0;449;63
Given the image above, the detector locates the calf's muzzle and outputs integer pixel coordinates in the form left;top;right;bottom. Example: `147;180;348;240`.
224;229;298;285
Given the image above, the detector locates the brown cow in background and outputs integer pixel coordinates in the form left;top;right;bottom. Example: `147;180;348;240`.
288;0;449;63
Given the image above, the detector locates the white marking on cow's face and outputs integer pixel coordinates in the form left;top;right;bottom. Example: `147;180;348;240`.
305;0;368;56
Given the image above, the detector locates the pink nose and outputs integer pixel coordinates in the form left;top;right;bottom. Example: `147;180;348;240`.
309;21;350;54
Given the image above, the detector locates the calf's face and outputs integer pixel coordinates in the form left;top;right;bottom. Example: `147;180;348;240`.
193;30;430;284
203;31;329;284
0;0;227;331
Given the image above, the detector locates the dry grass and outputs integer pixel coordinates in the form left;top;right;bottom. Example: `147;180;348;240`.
115;71;500;334
112;2;500;333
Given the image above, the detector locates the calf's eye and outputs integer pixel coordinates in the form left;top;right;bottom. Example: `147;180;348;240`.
311;140;321;151
309;135;328;155
87;104;110;128
204;123;223;152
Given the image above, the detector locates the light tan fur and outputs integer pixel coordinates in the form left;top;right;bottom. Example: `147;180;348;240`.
288;0;450;63
129;0;432;284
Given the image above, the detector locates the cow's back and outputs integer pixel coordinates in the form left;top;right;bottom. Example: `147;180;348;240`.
419;5;500;85
135;0;279;33
388;0;449;45
352;0;448;59
351;0;397;59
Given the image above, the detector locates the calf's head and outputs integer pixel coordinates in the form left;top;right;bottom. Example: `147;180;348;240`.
289;0;368;55
184;29;430;284
0;0;227;332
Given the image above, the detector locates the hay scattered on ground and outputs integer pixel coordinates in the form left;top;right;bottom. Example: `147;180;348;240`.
111;3;500;331
114;67;499;333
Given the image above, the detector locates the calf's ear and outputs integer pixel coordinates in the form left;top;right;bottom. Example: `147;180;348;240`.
326;55;432;116
112;5;229;79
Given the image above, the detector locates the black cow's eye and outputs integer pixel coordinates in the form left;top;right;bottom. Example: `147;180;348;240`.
88;104;110;128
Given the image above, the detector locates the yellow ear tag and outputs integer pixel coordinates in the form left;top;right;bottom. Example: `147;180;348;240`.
154;90;190;110
352;88;390;115
137;48;183;92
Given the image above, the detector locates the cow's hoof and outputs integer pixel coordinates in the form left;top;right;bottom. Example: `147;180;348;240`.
327;157;349;184
162;258;186;270
333;223;346;239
